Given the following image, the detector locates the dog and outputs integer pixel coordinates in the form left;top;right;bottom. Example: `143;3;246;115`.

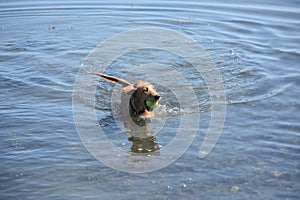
89;72;161;126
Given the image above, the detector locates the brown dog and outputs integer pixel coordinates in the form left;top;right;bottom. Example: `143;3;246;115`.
89;72;160;126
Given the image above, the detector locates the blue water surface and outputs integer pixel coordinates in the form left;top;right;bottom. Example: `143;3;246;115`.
1;0;299;199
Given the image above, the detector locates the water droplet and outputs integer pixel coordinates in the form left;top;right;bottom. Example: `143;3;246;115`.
48;26;55;30
67;26;74;30
230;186;239;192
271;171;282;178
137;147;143;151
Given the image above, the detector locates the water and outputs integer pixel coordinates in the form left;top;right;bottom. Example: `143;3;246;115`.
1;0;299;199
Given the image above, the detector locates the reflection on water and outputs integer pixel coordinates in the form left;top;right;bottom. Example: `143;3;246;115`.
129;136;160;154
99;108;162;154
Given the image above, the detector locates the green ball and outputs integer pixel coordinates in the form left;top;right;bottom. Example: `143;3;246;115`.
146;100;159;109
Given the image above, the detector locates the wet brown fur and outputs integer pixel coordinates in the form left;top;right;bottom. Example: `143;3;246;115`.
89;72;160;119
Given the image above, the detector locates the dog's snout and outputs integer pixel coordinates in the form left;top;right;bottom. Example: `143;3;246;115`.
154;95;160;100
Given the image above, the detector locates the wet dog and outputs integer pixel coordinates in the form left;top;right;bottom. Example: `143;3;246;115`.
89;72;160;126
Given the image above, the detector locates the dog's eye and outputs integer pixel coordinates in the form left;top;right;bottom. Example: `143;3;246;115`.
143;88;148;93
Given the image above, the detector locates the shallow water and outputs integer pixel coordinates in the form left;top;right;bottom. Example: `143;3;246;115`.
1;0;299;199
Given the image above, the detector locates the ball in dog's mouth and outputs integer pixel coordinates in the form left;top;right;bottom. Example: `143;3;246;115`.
145;100;159;110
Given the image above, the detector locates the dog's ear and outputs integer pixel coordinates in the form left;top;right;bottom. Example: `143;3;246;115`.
89;72;131;87
123;85;136;95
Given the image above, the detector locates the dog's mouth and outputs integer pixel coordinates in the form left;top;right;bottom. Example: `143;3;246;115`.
145;96;160;111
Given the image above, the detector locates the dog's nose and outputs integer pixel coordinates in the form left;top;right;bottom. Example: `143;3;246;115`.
154;95;160;100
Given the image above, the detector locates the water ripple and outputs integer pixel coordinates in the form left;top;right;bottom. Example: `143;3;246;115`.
1;0;299;199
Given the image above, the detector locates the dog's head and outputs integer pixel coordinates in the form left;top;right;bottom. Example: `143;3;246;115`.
130;80;160;116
